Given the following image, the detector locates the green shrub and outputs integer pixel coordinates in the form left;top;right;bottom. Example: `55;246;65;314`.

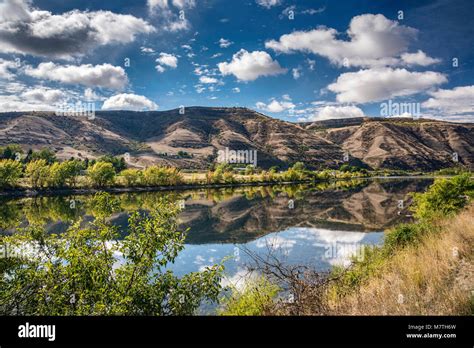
120;168;143;186
331;245;386;295
0;193;223;315
219;277;280;316
0;145;23;160
25;159;49;188
143;166;183;186
292;162;306;172
31;148;56;164
222;171;235;183
98;155;127;173
384;224;423;253
411;174;474;220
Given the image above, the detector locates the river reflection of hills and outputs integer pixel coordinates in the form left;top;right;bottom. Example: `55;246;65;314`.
0;179;433;244
181;179;433;243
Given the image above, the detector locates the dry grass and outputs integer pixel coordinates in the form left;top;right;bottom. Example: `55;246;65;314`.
331;204;474;315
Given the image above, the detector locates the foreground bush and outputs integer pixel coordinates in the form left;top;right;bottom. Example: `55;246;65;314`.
411;173;474;220
219;277;280;316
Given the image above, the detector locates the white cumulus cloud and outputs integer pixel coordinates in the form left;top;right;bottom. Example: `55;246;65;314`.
0;85;71;112
401;50;441;66
218;49;286;82
20;87;66;104
155;52;178;72
328;68;447;103
292;67;301;80
147;0;194;32
25;62;128;90
422;85;474;121
311;105;365;121
265;14;438;68
218;38;233;48
0;58;18;80
102;93;158;111
0;0;155;59
199;76;219;84
256;99;295;113
148;0;196;10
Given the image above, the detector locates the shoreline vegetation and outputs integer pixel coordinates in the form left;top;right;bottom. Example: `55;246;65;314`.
0;145;471;197
220;174;474;316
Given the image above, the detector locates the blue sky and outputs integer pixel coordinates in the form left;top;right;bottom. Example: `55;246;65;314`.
0;0;473;122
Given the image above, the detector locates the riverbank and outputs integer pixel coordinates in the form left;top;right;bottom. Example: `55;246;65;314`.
0;179;318;198
221;174;474;315
0;174;463;199
330;204;474;315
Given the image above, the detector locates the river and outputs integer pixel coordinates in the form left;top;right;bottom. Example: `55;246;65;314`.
0;178;433;287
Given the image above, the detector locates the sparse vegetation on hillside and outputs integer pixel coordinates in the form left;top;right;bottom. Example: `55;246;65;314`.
2;109;472;171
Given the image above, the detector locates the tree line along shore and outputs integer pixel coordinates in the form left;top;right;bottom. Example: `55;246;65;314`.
0;145;470;192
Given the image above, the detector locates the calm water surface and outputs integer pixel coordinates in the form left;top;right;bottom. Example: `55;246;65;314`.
0;179;433;283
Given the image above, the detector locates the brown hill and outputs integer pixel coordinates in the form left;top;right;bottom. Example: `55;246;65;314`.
0;108;472;171
309;117;474;171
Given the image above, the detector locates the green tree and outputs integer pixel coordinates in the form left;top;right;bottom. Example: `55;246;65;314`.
143;166;167;186
45;160;83;188
0;159;23;188
339;164;351;172
281;168;305;182
62;160;83;187
222;171;235;183
25;159;49;188
245;165;255;175
98;155;127;173
48;162;66;187
143;166;183;186
292;162;306;172
87;162;116;187
31;148;56;164
0;145;23;160
120;168;143;187
0;194;223;315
